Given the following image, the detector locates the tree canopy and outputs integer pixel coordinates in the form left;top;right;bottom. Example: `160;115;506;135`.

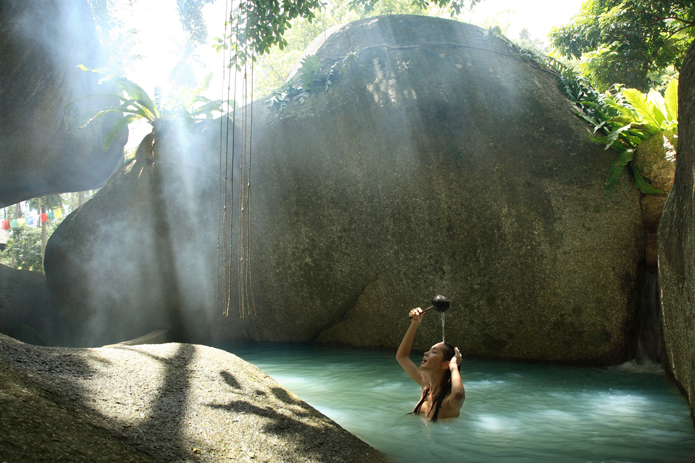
549;0;695;91
208;0;483;71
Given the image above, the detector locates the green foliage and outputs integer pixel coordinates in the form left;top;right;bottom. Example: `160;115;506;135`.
176;0;218;44
550;0;695;91
1;193;94;271
75;67;229;151
213;0;325;71
265;50;359;111
348;0;481;15
299;55;323;92
0;226;45;272
560;73;679;195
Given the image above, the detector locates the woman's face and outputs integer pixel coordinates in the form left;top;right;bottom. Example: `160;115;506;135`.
421;342;447;371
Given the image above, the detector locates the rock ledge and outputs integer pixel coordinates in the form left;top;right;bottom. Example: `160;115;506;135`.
0;334;385;462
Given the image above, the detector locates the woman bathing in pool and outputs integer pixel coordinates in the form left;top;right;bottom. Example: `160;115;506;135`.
396;307;464;421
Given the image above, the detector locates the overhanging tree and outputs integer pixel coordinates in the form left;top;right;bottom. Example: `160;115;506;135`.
549;0;695;91
211;0;484;69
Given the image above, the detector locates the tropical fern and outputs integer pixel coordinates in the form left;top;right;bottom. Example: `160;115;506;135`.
73;66;229;151
560;72;678;195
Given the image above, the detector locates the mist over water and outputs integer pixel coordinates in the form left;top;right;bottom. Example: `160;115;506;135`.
226;343;695;463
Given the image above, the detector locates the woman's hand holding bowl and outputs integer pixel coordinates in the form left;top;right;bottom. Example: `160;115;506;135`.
409;307;424;323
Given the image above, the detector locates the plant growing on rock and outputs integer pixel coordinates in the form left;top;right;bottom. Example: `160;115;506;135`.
583;80;678;196
554;63;678;195
265;51;359;111
75;67;229;156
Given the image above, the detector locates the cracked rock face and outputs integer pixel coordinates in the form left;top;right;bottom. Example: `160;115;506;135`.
0;0;126;208
46;16;644;365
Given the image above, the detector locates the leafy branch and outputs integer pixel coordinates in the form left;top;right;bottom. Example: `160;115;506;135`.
213;0;324;71
559;74;678;195
73;66;232;152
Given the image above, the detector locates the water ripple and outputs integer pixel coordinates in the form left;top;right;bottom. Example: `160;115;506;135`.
222;343;695;463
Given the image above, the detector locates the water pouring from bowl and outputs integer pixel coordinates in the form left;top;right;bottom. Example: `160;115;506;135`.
409;295;450;318
409;295;449;343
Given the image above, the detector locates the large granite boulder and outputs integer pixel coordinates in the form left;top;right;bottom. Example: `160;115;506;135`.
246;15;644;364
658;39;695;420
46;16;644;364
0;0;126;208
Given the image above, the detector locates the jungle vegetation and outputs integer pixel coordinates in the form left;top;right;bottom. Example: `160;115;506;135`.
0;192;96;272
549;0;695;92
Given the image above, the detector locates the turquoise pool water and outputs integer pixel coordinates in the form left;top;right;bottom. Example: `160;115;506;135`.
223;343;695;463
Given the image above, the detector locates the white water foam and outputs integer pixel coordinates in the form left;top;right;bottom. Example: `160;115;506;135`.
608;359;664;375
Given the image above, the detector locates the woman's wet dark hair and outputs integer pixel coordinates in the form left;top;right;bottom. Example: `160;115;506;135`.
411;342;462;422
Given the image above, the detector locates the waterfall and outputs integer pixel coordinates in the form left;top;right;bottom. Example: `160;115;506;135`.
635;271;661;365
441;312;445;343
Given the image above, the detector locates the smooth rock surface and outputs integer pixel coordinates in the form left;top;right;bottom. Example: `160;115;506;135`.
45;16;645;365
658;39;695;422
247;16;644;364
0;0;126;208
0;264;62;345
0;334;385;462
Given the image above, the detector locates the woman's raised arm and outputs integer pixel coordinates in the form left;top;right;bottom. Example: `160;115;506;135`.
396;308;428;387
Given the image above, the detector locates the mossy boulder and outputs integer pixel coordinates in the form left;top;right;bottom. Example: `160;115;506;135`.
243;16;643;364
44;120;231;346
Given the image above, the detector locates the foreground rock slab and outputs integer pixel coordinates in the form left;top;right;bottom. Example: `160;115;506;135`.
0;334;385;462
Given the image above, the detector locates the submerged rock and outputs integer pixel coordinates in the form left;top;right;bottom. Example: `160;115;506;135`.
658;39;695;422
46;16;644;365
0;0;126;208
